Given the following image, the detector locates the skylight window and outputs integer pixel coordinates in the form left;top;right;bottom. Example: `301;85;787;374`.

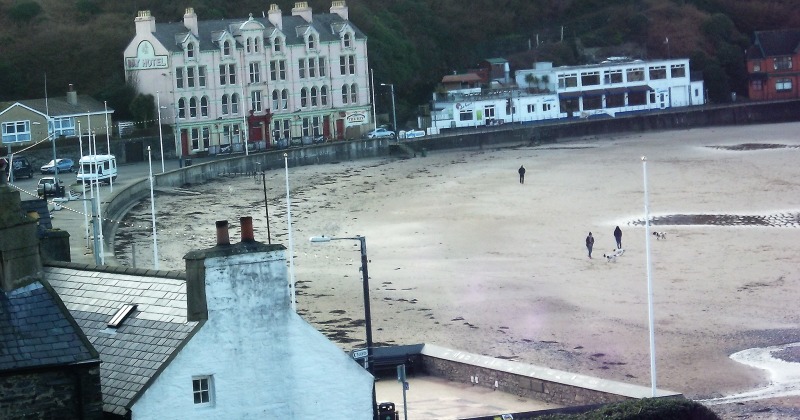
108;303;137;328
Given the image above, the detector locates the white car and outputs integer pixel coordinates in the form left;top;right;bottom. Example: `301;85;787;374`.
366;128;395;139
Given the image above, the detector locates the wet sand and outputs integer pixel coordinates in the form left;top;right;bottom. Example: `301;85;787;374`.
116;122;800;417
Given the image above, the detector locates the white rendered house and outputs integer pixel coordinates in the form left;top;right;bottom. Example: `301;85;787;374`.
129;218;374;419
123;1;372;157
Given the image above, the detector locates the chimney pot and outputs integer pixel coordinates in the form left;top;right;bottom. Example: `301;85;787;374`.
240;217;254;242
216;220;230;245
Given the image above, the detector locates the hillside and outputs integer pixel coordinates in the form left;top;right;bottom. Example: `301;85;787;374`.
0;0;798;123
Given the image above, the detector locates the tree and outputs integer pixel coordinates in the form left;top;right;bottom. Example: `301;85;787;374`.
129;94;155;129
8;1;43;24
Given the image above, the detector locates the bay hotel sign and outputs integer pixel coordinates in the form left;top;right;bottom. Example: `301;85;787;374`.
125;40;168;70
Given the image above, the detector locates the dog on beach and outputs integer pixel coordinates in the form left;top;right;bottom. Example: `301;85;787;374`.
603;248;625;262
652;231;667;240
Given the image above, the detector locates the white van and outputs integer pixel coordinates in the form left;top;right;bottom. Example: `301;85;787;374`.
77;154;117;184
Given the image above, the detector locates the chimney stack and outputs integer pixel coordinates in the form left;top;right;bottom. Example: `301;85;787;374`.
330;1;348;20
183;7;198;36
134;10;156;34
268;4;282;30
240;217;254;242
292;1;312;23
67;84;78;106
216;220;230;246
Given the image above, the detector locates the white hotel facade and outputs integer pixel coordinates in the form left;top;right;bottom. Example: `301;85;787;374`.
123;1;371;156
431;58;706;131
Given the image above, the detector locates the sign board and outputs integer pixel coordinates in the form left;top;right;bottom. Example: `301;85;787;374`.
352;348;368;359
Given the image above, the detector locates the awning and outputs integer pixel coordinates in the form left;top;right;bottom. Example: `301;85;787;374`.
604;87;628;95
627;85;653;93
558;91;582;100
581;89;605;97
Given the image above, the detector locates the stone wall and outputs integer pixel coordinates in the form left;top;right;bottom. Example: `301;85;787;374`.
0;364;103;419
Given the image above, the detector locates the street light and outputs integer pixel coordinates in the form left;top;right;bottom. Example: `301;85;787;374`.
309;234;377;420
380;83;397;135
156;92;166;173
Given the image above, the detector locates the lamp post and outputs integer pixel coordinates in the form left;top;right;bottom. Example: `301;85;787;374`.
309;234;377;420
380;83;397;135
642;156;657;397
156;92;166;173
148;146;159;270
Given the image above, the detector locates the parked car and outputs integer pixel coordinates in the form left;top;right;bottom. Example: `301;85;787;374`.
366;127;396;139
40;158;74;174
1;155;33;180
37;176;66;198
77;154;117;184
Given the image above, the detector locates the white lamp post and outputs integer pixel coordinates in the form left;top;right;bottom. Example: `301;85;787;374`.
642;156;657;397
148;146;159;269
156;92;166;173
380;83;397;135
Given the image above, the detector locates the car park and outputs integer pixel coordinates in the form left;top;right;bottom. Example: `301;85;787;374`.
366;127;396;139
40;158;74;174
1;155;33;180
77;154;117;184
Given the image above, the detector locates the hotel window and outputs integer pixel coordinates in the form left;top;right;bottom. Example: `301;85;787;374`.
202;127;210;150
187;67;196;88
50;117;75;136
221;95;229;115
309;58;317;78
580;71;600;86
198;66;207;87
219;65;227;85
201;96;209;117
301;88;308;108
272;90;280;109
311;87;318;107
273;36;283;53
189;97;198;118
176;67;184;89
191;128;200;150
1;121;31;143
341;84;349;103
348;55;355;74
752;61;761;72
542;103;552;112
281;89;288;109
484;105;496;119
340;55;355;75
350;83;358;103
274;119;289;139
626;67;645;82
319;57;326;77
228;64;236;85
776;78;793;92
251;91;262;112
249;62;261;83
604;70;623;84
343;33;352;48
223;41;232;56
307;34;316;50
231;93;240;114
270;60;286;81
192;376;212;405
254;37;260;53
312;116;322;136
302;117;310;136
774;57;792;70
320;85;328;105
649;66;667;80
751;80;763;91
558;73;577;88
186;43;195;59
246;38;252;53
526;104;536;113
670;64;686;78
178;98;186;118
299;59;306;79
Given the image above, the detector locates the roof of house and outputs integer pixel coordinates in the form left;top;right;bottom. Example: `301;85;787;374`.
44;262;201;417
0;95;112;118
153;12;365;53
0;280;99;372
442;73;482;84
747;29;800;59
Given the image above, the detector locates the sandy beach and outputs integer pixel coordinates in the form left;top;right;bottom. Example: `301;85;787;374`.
116;122;800;417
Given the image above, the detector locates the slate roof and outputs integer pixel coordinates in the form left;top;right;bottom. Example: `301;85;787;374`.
0;280;99;372
152;11;365;52
0;96;112;119
747;29;800;59
44;263;201;417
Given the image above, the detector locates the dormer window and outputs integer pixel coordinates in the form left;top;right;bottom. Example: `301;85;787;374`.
186;43;195;58
223;40;232;56
307;34;316;50
343;33;352;48
273;37;283;53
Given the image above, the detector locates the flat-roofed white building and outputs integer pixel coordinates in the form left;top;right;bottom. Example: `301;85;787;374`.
123;1;372;157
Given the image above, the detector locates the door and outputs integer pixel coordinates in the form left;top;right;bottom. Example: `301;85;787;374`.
181;129;189;156
336;119;345;140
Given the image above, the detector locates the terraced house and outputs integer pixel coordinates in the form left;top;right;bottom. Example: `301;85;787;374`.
123;1;371;158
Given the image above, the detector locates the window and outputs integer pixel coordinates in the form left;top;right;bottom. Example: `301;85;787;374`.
178;98;186;118
187;67;196;88
542;103;552;112
340;55;355;75
254;37;260;53
341;84;349;103
670;64;686;78
2;121;31;143
273;36;283;53
272;90;280;109
223;41;231;56
176;68;184;89
302;117;310;136
774;57;792;70
604;70;623;84
312;116;322;136
309;58;316;78
320;86;328;105
192;376;212;405
558;73;577;88
580;71;600;86
626;67;645;82
301;88;308;108
526;104;536;113
219;65;227;85
50;117;75;137
751;80;763;91
484;105;496;119
776;78;793;92
343;33;352;48
186;43;195;59
228;64;236;85
350;83;357;103
281;89;288;109
251;91;262;112
274;119;290;139
319;57;326;77
249;62;261;83
270;60;286;81
221;95;229;115
307;34;316;50
191;128;200;150
459;109;473;121
340;56;346;75
108;304;137;328
752;61;761;72
189;97;198;118
310;87;318;106
299;59;306;79
649;66;667;80
606;93;625;108
201;96;209;117
231;93;239;114
198;66;207;87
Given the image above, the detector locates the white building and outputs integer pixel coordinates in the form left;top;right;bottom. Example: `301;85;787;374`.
431;58;705;131
123;1;372;157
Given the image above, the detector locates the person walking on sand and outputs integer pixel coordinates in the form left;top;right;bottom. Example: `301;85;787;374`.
518;165;526;184
586;232;594;258
614;226;622;249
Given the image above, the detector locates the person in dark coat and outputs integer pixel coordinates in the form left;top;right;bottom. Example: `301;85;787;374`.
518;165;526;184
614;226;622;249
585;232;594;258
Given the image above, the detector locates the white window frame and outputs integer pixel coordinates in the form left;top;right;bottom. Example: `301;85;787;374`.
198;66;207;87
776;78;793;92
299;59;306;79
301;88;308;108
221;95;229;115
249;62;261;83
319;57;326;77
187;67;196;88
341;84;349;103
176;67;184;89
231;93;240;114
350;83;357;103
50;117;75;137
251;90;262;112
192;376;213;405
1;121;31;143
201;96;209;117
281;89;289;110
321;86;328;106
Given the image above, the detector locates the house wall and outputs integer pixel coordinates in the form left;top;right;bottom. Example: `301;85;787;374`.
131;248;374;419
0;106;49;145
747;54;800;101
0;365;103;419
